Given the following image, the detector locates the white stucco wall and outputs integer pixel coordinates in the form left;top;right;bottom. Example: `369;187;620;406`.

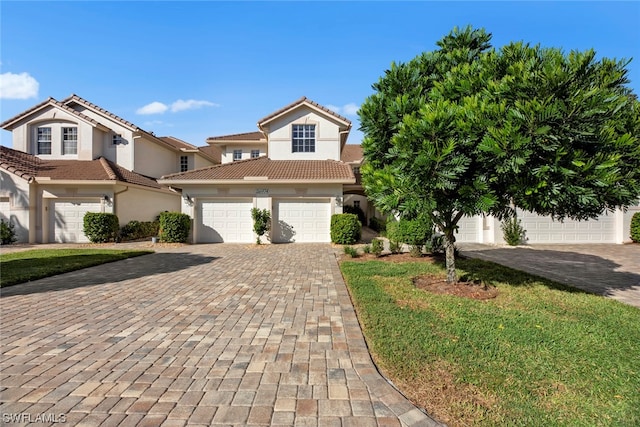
266;106;342;161
134;138;179;178
0;171;32;242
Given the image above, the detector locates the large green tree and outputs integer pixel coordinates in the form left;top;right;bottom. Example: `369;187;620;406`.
359;26;640;283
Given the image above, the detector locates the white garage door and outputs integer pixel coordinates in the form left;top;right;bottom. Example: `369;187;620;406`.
517;209;616;243
199;199;254;243
274;199;331;243
455;215;481;243
53;200;102;243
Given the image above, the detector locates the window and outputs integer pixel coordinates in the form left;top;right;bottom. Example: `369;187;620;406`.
292;124;315;153
62;127;78;155
354;200;361;209
233;149;242;161
112;134;123;145
180;155;189;172
37;127;52;155
251;149;260;159
353;166;361;174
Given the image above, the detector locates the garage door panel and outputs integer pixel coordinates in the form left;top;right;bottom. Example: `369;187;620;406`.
274;199;330;243
53;201;102;243
199;200;253;243
517;209;615;243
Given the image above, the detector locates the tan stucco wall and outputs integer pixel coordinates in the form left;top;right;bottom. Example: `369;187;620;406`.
134;138;179;178
220;145;267;164
266;106;342;161
115;187;180;225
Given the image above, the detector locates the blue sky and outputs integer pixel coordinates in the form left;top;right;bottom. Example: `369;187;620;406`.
1;1;639;148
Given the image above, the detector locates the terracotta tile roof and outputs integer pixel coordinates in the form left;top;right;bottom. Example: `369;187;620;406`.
0;146;162;189
258;97;352;127
161;156;355;182
62;94;142;131
206;131;266;142
197;145;223;163
1;97;102;130
341;144;363;163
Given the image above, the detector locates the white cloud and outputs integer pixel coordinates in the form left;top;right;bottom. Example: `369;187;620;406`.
136;101;168;115
0;72;39;99
342;103;359;116
170;99;218;112
325;102;359;116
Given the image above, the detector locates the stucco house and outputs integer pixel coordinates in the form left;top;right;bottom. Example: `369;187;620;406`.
158;97;361;243
0;95;218;243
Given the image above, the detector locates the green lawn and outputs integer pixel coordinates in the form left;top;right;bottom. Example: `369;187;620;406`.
0;249;154;287
340;257;640;427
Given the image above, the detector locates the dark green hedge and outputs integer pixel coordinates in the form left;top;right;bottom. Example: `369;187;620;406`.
330;213;361;245
159;212;191;243
631;212;640;243
83;212;119;243
120;220;160;241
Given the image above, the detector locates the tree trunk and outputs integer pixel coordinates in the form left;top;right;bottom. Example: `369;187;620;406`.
444;229;457;284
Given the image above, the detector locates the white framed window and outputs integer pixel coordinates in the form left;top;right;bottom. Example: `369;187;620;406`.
251;149;260;159
62;127;78;155
354;200;361;209
292;124;315;153
233;149;242;161
180;155;189;172
353;166;360;174
112;134;123;145
37;127;52;155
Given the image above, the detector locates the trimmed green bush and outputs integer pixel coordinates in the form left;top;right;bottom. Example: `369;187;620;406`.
330;213;361;244
251;208;271;244
120;220;160;241
371;238;384;257
362;244;371;254
83;212;119;243
502;216;527;246
343;204;366;225
343;245;359;258
1;219;17;245
159;212;191;243
387;217;433;254
631;212;640;243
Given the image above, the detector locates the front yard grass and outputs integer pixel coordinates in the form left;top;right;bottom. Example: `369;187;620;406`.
0;249;153;287
340;257;640;426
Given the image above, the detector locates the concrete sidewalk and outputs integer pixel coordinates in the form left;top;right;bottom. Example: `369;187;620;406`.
459;243;640;308
0;243;440;426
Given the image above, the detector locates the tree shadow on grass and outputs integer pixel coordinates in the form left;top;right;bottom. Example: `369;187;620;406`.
454;247;640;298
0;252;219;297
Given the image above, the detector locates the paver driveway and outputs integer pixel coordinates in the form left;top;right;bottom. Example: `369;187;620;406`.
0;244;438;426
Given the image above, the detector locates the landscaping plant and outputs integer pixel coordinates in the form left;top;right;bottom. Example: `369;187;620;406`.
159;211;191;243
343;245;359;258
631;212;640;243
359;26;640;283
83;212;120;243
251;208;271;244
0;219;17;245
330;213;361;244
371;238;384;257
501;216;527;246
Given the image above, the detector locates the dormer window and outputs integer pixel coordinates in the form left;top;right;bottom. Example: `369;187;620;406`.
180;155;189;172
37;127;52;155
251;149;260;159
292;124;315;153
233;149;242;161
62;127;78;155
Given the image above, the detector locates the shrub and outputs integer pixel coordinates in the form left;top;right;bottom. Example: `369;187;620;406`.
409;245;423;257
371;238;384;257
83;212;119;243
502;216;527;246
343;204;366;225
159;212;191;243
251;208;271;244
0;219;17;245
387;216;433;254
343;245;359;258
369;216;387;233
120;220;160;241
330;213;361;245
389;240;402;254
631;212;640;243
362;244;371;254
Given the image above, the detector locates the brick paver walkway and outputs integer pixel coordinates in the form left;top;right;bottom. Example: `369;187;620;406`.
459;243;640;308
1;244;439;426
